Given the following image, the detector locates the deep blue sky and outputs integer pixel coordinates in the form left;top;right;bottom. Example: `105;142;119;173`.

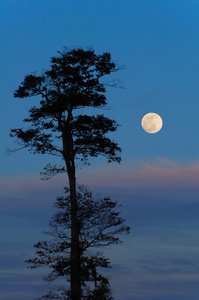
1;1;199;299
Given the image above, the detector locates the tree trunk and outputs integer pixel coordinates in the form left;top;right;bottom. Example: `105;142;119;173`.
62;129;81;300
68;170;81;300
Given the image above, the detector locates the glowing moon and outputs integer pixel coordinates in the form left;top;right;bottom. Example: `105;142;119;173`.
141;113;163;134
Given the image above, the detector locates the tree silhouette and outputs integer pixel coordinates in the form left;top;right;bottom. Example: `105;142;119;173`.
10;48;122;299
26;185;130;299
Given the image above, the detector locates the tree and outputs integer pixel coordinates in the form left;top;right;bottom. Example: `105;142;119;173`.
26;185;130;299
10;48;122;299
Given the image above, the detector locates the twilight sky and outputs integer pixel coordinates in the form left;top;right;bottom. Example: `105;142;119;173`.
1;0;199;299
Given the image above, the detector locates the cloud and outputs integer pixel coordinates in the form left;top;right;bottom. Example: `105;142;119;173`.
1;158;199;300
0;174;67;207
77;157;199;188
137;258;199;276
0;271;46;300
1;157;199;208
107;226;199;300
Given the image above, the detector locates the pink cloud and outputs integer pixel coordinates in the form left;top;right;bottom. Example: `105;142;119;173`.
1;158;199;205
77;158;199;188
0;174;67;206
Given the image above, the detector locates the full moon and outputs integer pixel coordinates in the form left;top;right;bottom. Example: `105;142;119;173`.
141;113;163;134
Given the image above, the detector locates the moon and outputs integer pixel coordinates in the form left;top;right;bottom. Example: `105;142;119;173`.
141;113;163;134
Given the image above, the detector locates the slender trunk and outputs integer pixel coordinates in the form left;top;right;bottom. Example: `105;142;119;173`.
69;170;81;300
62;128;81;300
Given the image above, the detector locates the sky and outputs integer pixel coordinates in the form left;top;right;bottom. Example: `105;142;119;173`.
1;0;199;299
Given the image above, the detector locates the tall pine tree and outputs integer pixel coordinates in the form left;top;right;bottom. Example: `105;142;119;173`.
10;48;122;299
